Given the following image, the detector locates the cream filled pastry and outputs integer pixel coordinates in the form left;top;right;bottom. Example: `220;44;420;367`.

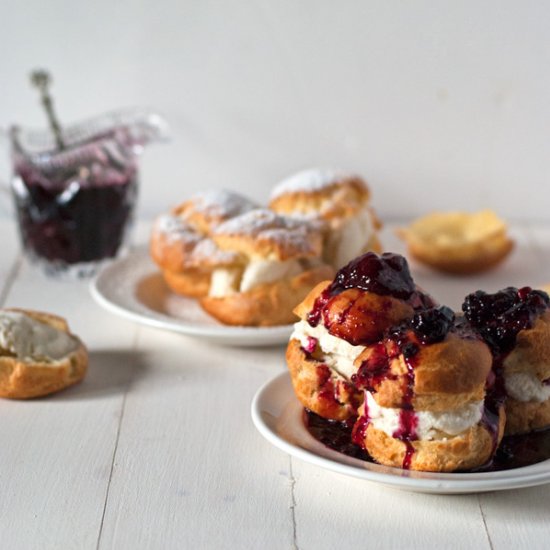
462;287;550;435
269;169;382;269
0;309;88;399
150;189;257;298
350;309;503;472
286;252;435;421
199;209;334;326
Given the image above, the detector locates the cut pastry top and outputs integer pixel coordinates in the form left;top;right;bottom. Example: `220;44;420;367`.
269;168;371;221
152;214;241;269
150;189;257;272
397;209;514;274
212;208;323;261
400;210;507;248
171;189;258;234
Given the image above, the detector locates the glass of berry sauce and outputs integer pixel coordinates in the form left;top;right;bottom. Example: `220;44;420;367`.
9;110;167;278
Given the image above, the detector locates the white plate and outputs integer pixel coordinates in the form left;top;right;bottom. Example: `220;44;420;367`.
251;372;550;494
90;247;293;346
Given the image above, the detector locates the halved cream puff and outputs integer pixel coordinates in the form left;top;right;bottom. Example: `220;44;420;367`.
199;209;334;326
269;169;382;269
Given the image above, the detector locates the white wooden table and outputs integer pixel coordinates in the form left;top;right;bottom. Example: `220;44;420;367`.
1;219;550;550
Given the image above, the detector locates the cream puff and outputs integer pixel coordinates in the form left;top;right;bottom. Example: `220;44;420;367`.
351;308;504;472
269;169;382;269
462;286;550;435
286;252;435;421
150;189;257;297
0;309;88;399
397;210;514;275
199;209;334;327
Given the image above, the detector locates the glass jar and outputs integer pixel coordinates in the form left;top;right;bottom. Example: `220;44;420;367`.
9;109;168;277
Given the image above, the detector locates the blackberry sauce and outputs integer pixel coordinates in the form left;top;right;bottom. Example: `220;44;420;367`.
351;307;455;468
462;286;549;356
305;409;550;472
462;287;550;454
304;269;550;471
306;252;435;345
329;252;417;299
13;164;137;266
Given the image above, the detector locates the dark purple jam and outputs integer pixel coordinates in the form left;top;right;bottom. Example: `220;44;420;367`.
306;252;435;346
315;365;360;416
410;306;455;345
351;331;421;468
307;410;370;461
352;342;395;393
305;409;550;472
351;307;457;468
12;163;137;267
462;287;549;355
353;307;453;392
316;365;337;403
462;287;550;453
330;252;417;300
390;331;420;469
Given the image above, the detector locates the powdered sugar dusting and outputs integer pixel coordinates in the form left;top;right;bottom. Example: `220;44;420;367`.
155;214;202;245
214;209;318;256
191;238;240;265
214;209;305;235
270;168;355;200
191;189;257;220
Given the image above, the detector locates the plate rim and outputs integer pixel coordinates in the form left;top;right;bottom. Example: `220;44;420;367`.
251;371;550;494
90;247;294;344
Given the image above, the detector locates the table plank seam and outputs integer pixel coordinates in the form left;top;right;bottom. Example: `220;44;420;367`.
95;389;128;550
477;495;495;550
95;328;141;550
289;456;299;550
0;254;23;307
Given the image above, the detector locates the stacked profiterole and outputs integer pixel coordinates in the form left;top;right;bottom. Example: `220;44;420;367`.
286;252;550;472
462;287;550;436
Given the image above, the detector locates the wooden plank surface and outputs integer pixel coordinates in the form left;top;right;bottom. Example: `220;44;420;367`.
0;228;139;549
0;219;549;549
97;329;293;549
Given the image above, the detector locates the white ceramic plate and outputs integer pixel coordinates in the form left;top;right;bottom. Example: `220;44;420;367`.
90;247;293;346
251;372;550;494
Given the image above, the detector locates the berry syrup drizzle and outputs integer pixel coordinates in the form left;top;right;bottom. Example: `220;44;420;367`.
462;286;550;453
352;306;455;469
303;252;436;422
303;337;360;416
301;258;550;472
305;410;550;472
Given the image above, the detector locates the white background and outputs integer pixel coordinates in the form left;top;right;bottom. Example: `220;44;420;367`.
1;0;549;222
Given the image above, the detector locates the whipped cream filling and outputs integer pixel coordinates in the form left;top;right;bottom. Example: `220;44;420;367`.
209;258;302;297
291;320;365;379
505;372;550;403
365;391;484;441
0;311;78;363
325;205;375;267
